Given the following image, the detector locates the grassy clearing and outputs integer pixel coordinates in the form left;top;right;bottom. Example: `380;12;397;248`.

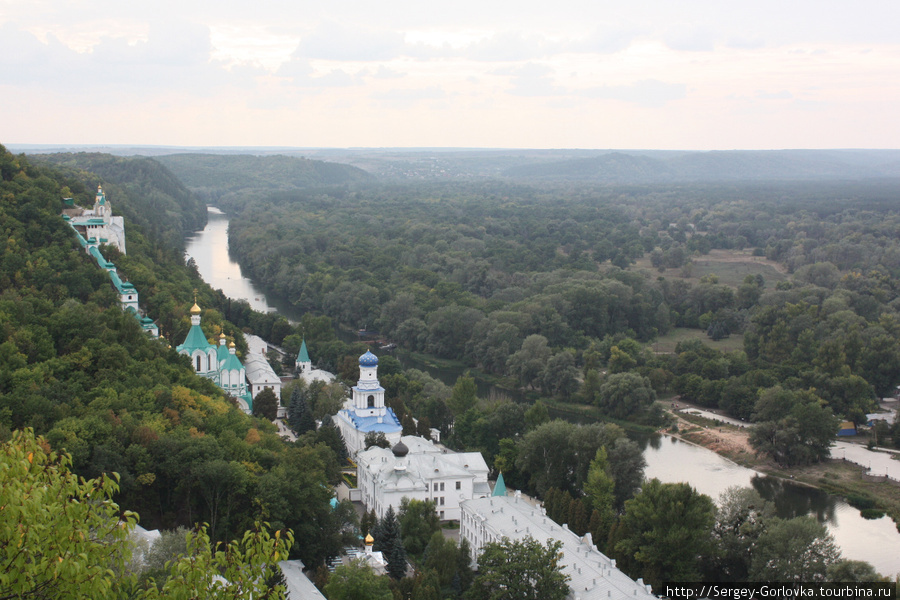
652;327;745;353
633;249;788;288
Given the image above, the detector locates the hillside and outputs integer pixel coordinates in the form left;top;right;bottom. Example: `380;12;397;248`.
154;153;375;206
0;144;353;566
501;149;900;183
29;152;208;250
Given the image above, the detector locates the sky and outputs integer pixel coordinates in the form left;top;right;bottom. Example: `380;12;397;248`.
2;1;899;149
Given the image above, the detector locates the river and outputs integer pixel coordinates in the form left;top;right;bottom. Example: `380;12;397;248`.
185;206;900;577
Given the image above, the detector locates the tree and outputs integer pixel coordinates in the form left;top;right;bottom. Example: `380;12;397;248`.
364;431;391;449
465;536;569;600
583;448;615;551
142;524;293;600
322;560;393;600
0;429;137;600
749;516;840;582
704;486;775;582
507;335;552;390
0;429;293;600
826;560;883;582
253;388;279;421
448;373;478;416
596;372;657;419
614;479;715;590
398;498;441;558
373;506;406;579
287;386;315;436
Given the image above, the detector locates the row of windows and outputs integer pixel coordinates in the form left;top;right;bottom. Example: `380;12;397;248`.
432;481;463;491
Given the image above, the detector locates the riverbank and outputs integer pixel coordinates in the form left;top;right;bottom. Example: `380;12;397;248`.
664;406;900;531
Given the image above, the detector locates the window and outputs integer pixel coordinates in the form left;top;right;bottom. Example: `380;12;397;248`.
440;482;445;491
367;395;375;408
456;481;461;490
434;482;439;491
439;497;444;506
440;511;444;519
195;356;201;371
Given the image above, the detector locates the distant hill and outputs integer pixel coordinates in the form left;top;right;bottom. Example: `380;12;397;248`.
28;152;208;250
501;149;900;183
154;153;375;206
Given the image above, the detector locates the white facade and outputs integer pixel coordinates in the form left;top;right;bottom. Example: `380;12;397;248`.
460;495;655;600
356;436;490;521
335;351;402;456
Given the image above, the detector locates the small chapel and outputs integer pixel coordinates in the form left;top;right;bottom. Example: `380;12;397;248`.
334;350;402;456
176;302;255;413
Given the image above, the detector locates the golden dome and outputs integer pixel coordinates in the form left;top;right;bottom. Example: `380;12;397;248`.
365;533;374;545
190;302;202;315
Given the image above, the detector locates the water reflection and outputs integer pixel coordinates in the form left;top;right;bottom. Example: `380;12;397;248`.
641;434;900;577
751;476;837;524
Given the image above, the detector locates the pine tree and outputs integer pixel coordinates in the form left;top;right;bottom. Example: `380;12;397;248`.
288;386;315;435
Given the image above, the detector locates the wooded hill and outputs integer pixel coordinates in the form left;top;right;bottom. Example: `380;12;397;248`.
154;153;374;204
0;144;360;567
28;152;209;250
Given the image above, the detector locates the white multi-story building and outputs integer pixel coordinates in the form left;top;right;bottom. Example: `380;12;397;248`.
460;495;656;600
356;436;490;521
334;351;402;456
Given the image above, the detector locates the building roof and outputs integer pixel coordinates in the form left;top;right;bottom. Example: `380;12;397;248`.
463;495;655;600
340;409;402;434
297;339;311;363
177;324;214;354
221;348;245;373
279;560;326;600
492;472;507;497
244;353;280;385
359;350;378;367
357;436;488;495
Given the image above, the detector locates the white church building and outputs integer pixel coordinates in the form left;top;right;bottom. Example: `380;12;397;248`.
356;436;490;522
461;494;656;600
334;350;402;456
176;302;255;413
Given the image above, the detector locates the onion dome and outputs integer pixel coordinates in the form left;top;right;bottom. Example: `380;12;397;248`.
365;533;374;545
359;350;379;367
392;440;409;458
190;302;202;315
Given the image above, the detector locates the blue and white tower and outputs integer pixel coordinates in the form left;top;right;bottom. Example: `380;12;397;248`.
335;350;402;455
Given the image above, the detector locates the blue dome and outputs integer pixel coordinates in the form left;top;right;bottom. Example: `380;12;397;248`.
359;350;379;367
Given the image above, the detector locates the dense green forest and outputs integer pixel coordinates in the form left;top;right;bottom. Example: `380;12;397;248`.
29;152;209;250
0;145;370;571
154;153;374;205
218;178;900;442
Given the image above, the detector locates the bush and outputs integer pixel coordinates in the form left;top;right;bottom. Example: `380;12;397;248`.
860;508;885;520
846;494;875;510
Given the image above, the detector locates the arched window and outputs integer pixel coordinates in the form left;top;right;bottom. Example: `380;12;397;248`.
196;355;201;372
367;395;375;408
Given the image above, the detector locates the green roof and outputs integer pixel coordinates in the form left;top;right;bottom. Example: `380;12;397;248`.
221;351;244;372
492;472;507;497
297;339;310;362
177;324;214;354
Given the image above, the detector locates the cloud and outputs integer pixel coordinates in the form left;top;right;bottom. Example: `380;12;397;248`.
663;25;715;52
0;20;247;95
756;90;793;100
495;62;564;97
580;79;686;107
294;21;405;61
567;24;639;54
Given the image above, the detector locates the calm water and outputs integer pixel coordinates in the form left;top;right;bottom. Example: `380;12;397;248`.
184;207;303;321
185;207;900;578
643;435;900;578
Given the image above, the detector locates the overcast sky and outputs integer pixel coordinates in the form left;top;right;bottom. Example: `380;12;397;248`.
2;1;898;149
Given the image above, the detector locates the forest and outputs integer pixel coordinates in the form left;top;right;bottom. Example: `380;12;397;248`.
0;145;371;579
4;143;900;597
